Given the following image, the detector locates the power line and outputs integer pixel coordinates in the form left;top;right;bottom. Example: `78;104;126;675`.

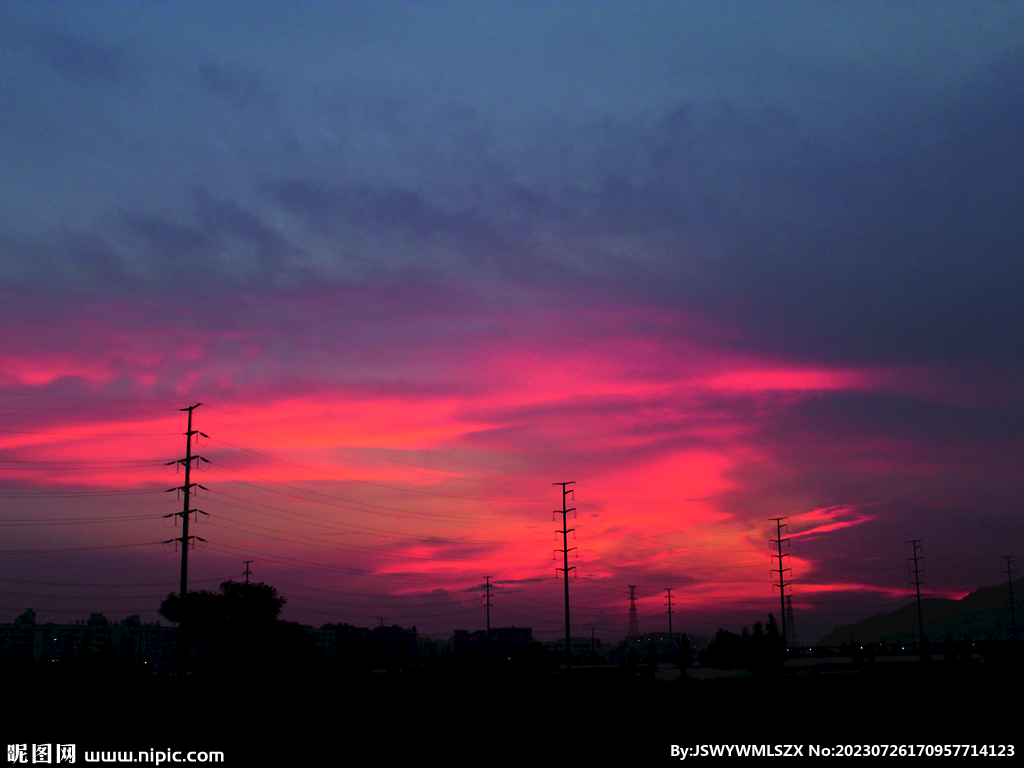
0;463;165;471
204;463;528;524
202;406;541;488
0;405;171;412
0;429;176;436
209;435;549;503
0;575;223;589
0;459;166;464
202;517;533;562
204;488;547;545
0;541;163;555
0;391;182;404
0;489;162;498
0;514;156;526
202;541;500;582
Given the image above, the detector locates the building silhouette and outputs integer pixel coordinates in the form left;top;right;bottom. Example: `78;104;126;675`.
0;608;177;669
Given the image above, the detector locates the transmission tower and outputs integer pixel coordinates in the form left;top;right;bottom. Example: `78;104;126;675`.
785;594;799;648
907;539;926;648
664;588;674;643
1004;555;1018;640
483;576;493;637
626;585;640;640
769;517;791;649
163;404;209;652
553;481;576;669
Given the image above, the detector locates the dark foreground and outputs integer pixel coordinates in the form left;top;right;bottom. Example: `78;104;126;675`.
5;663;1019;764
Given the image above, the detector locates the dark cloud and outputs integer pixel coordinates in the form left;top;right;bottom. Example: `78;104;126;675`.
198;62;275;111
115;189;302;288
27;27;129;86
268;177;569;284
613;54;1024;367
779;391;1024;452
3;29;1020;372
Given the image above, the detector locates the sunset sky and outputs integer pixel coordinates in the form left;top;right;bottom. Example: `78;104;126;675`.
1;2;1022;644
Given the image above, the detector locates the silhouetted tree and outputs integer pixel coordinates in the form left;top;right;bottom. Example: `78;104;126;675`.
703;616;784;673
645;639;659;666
765;614;783;668
919;637;932;662
675;633;694;670
851;641;864;665
958;635;972;664
158;580;309;677
943;633;956;662
158;589;224;635
703;628;742;669
220;580;286;628
159;581;285;634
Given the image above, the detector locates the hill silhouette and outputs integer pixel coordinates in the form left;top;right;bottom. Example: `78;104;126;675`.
817;579;1022;646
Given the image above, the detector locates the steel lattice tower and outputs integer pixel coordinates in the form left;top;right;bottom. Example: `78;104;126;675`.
769;517;791;649
627;585;640;640
785;594;799;648
907;539;926;648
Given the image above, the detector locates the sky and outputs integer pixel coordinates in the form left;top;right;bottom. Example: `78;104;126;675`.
1;1;1022;644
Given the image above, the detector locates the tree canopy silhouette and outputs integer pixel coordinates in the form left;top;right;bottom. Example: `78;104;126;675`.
158;580;307;676
159;580;286;633
702;614;784;673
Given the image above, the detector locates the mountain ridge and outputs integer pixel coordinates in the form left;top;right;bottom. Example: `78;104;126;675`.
815;579;1022;646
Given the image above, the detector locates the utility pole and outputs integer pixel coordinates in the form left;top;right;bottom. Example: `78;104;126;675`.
163;403;208;662
1004;555;1018;640
553;481;576;670
590;627;596;657
785;594;799;648
483;576;493;638
769;517;790;650
907;539;926;649
627;585;640;640
665;588;674;644
243;560;253;584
